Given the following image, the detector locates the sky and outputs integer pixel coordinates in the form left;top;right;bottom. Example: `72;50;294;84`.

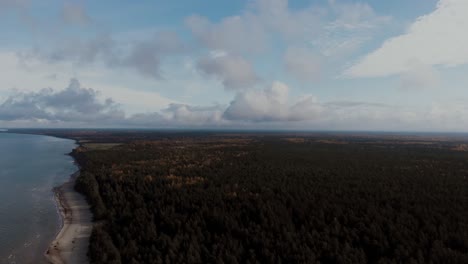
1;0;468;131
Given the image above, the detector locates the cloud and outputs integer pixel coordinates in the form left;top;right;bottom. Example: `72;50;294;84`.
247;0;321;42
317;1;390;58
186;0;388;57
19;31;186;79
327;1;391;31
162;104;224;124
32;34;115;65
223;81;323;122
284;47;321;82
2;78;468;131
122;31;187;78
0;51;178;116
123;100;468;131
289;96;324;122
13;0;390;87
346;0;468;78
325;101;390;108
186;0;389;84
62;2;90;25
0;77;224;127
424;102;468;129
185;14;267;55
114;94;468;131
0;78;124;123
317;100;468;132
399;62;440;90
128;104;225;127
197;53;259;90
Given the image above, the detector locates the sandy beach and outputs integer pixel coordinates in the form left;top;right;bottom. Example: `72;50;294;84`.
45;173;92;264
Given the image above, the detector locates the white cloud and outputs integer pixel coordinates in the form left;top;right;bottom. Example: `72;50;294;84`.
284;47;321;82
122;104;227;128
399;62;440;90
249;0;322;40
327;1;391;31
223;81;323;122
289;96;323;121
163;104;224;124
424;102;468;129
197;53;259;90
346;0;468;78
185;14;268;55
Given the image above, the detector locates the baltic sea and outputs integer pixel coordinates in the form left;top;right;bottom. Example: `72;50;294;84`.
0;133;77;264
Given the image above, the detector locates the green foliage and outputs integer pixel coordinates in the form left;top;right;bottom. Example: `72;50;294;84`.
75;171;107;220
88;226;122;264
74;138;468;264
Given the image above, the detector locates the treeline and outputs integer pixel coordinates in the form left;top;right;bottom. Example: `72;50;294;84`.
73;138;468;263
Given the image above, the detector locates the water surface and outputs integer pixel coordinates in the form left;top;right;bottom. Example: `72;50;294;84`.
0;133;77;264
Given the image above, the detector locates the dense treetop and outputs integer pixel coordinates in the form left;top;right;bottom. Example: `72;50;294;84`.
56;132;467;264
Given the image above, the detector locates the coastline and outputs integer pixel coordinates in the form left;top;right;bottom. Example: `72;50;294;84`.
44;170;92;264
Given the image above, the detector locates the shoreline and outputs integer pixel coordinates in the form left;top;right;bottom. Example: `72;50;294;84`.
44;171;92;264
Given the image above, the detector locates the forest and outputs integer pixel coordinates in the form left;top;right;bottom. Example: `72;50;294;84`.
44;131;468;264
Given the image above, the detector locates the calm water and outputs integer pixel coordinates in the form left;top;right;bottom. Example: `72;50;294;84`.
0;133;77;264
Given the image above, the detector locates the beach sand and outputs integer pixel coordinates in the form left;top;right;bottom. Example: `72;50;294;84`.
45;173;92;264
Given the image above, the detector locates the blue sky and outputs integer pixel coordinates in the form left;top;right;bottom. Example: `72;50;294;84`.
1;0;468;131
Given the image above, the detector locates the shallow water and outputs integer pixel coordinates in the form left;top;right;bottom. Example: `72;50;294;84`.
0;133;77;264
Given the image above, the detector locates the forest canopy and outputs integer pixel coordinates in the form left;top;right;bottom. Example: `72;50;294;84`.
38;131;468;264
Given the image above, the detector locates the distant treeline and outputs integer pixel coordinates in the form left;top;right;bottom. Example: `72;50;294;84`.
73;137;468;264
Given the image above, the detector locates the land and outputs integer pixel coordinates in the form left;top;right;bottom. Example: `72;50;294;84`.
4;129;468;263
45;173;93;264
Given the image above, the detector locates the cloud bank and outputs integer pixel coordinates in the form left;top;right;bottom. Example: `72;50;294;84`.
346;0;468;78
0;79;124;124
2;79;468;131
224;82;323;122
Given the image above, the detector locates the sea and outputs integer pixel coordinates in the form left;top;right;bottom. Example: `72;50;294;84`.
0;133;77;264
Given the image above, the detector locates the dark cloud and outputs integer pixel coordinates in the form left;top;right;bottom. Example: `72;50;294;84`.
0;79;225;127
0;79;124;123
0;96;48;121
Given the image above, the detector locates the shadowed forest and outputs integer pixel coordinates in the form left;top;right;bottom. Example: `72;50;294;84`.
36;131;464;264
